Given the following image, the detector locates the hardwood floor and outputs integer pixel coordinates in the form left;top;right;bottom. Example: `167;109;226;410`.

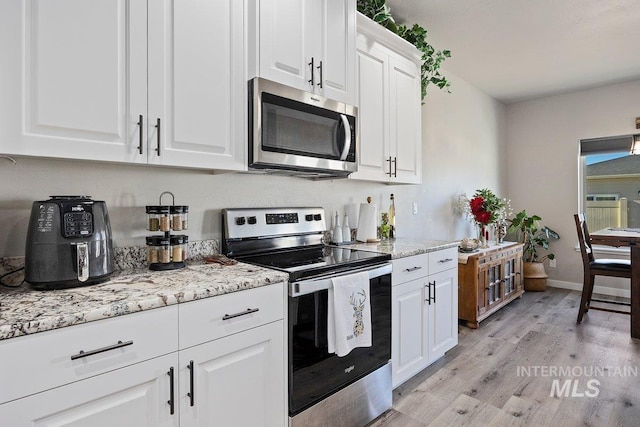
368;288;640;426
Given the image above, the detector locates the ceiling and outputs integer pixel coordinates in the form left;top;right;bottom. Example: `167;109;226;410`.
385;0;640;104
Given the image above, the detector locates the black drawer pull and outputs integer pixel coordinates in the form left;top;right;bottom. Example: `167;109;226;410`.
222;308;259;321
70;340;133;360
438;258;454;263
405;266;422;272
187;360;195;407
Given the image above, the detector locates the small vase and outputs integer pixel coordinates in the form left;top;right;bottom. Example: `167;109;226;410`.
477;225;488;248
496;220;507;244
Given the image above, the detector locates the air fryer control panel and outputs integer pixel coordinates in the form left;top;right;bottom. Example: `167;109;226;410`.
60;201;94;237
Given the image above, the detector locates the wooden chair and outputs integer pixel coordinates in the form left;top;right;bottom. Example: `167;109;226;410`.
574;213;631;322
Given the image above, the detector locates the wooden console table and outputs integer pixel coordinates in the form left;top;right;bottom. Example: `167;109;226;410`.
458;242;524;328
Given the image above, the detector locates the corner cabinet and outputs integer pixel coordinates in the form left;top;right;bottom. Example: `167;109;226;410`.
350;12;422;184
0;284;286;427
0;0;246;171
391;247;458;388
458;243;524;328
250;0;356;106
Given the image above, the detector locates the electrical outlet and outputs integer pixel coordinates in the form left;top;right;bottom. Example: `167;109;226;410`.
412;202;418;215
549;259;557;268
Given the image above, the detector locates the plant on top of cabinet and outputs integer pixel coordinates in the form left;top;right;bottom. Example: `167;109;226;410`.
357;0;451;99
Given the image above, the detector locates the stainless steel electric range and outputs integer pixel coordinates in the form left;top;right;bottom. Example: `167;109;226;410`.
222;207;392;427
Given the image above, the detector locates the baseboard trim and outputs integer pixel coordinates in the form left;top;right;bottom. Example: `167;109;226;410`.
547;279;631;299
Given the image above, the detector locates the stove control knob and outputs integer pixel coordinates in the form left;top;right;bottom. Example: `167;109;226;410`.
313;214;322;221
305;214;313;222
247;216;257;225
235;216;246;226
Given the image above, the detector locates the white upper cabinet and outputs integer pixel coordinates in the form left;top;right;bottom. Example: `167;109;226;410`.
350;13;422;184
0;0;246;171
254;0;356;105
0;0;147;164
147;0;246;170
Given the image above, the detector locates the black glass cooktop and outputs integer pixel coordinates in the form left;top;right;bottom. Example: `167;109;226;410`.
236;245;390;282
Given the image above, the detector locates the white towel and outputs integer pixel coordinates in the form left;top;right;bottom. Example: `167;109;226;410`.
327;271;372;357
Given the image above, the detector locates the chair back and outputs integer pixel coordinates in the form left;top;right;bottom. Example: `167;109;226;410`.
574;213;595;267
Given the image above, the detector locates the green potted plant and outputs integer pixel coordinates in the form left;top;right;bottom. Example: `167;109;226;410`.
357;0;451;99
508;210;560;291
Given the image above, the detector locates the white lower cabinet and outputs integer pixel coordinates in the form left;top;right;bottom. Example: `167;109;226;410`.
391;249;458;388
0;284;287;426
179;321;285;427
0;353;179;427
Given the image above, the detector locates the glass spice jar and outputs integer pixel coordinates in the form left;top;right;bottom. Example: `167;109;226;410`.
171;235;185;262
146;206;160;231
171;206;184;231
182;235;188;261
180;206;189;230
146;236;159;264
158;206;171;232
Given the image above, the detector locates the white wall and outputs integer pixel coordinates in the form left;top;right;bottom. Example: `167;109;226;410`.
0;70;505;258
506;79;640;291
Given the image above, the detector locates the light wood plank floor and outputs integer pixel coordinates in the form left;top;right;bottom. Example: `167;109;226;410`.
368;288;640;427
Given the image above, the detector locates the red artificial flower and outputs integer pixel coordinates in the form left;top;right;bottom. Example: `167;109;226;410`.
470;197;484;215
475;211;491;225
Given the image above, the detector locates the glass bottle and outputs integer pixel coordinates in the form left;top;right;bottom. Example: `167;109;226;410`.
389;194;396;239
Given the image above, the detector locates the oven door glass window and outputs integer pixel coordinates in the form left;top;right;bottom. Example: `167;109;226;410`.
288;274;391;416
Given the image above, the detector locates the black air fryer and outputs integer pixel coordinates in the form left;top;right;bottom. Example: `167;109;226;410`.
25;196;114;290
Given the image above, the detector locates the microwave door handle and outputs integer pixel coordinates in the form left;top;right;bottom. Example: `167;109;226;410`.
339;114;351;161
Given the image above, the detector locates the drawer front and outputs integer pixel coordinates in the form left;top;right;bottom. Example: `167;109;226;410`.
178;283;284;350
0;305;178;405
392;254;429;285
429;247;458;275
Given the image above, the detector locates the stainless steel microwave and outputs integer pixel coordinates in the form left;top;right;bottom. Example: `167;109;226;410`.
248;77;357;178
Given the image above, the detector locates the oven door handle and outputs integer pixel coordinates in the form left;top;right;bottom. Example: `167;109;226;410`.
289;263;392;297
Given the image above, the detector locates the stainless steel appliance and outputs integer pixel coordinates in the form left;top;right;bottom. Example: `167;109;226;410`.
249;77;358;178
222;207;392;427
25;196;114;289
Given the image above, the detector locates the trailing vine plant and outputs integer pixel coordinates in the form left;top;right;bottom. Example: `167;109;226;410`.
357;0;451;100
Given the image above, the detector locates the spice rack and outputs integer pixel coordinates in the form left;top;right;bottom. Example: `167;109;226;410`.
145;191;189;271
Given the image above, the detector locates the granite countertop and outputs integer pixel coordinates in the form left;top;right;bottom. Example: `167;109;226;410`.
338;238;459;259
0;262;288;341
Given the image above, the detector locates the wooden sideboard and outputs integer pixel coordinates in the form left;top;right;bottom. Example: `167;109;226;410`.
458;242;524;328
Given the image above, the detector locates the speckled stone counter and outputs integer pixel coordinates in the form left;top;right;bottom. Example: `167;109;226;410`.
0;261;288;341
338;238;459;259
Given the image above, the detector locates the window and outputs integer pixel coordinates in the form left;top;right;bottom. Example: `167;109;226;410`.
579;134;640;231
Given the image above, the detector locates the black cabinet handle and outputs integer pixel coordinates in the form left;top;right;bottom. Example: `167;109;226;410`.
70;340;133;360
167;367;175;415
393;157;398;177
187;360;195;407
222;307;259;321
405;266;422;272
426;282;431;304
387;157;393;177
308;57;315;86
438;258;454;264
155;118;161;155
432;281;436;304
317;60;323;88
137;115;143;155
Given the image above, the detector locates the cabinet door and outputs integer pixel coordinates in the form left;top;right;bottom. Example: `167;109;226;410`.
0;353;179;427
178;321;285;427
259;0;313;92
389;55;422;184
351;40;390;182
147;0;245;171
316;0;356;105
0;0;147;163
391;278;428;388
427;269;458;363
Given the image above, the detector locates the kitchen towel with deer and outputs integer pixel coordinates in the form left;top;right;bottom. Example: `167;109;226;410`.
328;271;372;357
